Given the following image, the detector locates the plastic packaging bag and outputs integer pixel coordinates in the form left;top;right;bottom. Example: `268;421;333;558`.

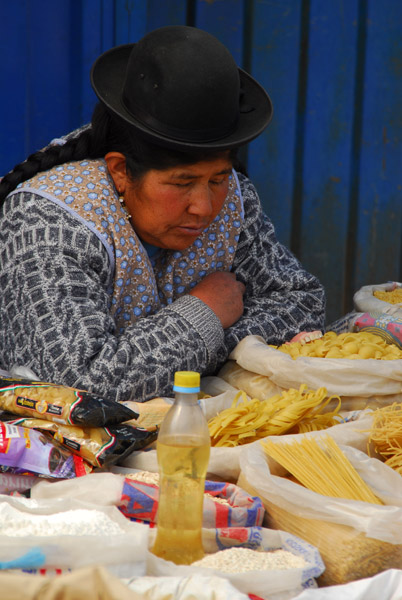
229;335;402;399
31;471;126;505
0;421;92;478
352;312;402;349
1;414;157;467
238;432;402;586
0;495;149;577
353;282;402;318
30;470;265;529
0;472;39;495
0;377;137;427
146;526;325;600
120;477;264;528
127;574;249;600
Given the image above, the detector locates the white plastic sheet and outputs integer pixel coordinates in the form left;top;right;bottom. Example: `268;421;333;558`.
126;574;250;600
292;568;402;600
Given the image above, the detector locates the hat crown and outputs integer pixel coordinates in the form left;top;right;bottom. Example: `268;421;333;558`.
90;25;273;149
121;27;240;141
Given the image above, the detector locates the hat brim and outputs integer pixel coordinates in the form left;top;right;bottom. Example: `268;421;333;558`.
91;44;273;150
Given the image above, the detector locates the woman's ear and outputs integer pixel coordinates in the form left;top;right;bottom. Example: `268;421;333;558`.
104;152;128;194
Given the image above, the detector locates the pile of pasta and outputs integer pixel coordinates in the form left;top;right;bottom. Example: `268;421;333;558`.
368;403;402;474
272;330;402;360
373;287;402;305
208;385;342;447
261;435;383;505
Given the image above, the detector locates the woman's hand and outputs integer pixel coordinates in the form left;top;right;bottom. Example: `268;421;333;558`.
189;271;245;328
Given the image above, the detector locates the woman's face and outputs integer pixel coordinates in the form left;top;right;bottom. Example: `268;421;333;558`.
123;156;233;250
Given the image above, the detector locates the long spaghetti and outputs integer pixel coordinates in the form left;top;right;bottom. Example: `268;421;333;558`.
261;435;383;504
368;403;402;475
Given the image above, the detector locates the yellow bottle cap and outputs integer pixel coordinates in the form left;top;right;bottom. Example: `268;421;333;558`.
173;371;200;392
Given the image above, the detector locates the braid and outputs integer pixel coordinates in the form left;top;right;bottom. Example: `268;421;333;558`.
0;128;93;204
0;101;241;204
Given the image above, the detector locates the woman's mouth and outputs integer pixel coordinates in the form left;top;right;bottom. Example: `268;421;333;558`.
176;224;207;236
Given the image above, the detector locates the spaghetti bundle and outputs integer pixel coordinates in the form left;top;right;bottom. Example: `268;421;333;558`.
261;435;383;504
368;403;402;474
208;385;342;447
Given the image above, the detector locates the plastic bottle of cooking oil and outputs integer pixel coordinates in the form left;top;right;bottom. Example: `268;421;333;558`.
151;370;210;565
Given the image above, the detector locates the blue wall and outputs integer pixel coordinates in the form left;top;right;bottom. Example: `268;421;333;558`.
1;0;401;323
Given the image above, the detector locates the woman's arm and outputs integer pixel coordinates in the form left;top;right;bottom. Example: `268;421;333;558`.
224;173;326;353
0;193;225;401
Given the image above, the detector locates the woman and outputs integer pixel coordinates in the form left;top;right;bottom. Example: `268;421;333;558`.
0;26;325;401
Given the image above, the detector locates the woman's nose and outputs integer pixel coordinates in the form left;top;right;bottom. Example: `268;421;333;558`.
187;186;213;217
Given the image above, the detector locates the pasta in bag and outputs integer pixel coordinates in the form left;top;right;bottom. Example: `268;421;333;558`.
353;282;402;318
229;335;402;399
238;433;402;586
0;377;137;427
0;421;91;478
0;415;157;468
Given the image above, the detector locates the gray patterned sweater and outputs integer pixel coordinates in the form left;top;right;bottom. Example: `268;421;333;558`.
0;173;325;401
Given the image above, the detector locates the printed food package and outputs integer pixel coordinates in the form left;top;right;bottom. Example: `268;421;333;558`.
122;397;172;429
352;312;402;350
0;472;39;495
119;475;264;528
0;421;91;478
0;377;137;427
0;415;158;468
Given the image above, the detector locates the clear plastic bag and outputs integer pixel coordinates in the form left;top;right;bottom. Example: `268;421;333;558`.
353;282;402;318
238;431;402;585
0;495;149;577
229;334;402;399
146;526;325;600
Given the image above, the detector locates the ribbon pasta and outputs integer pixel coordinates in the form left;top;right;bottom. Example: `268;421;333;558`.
208;385;342;447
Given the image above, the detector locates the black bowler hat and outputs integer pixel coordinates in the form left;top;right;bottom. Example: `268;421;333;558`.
90;25;273;150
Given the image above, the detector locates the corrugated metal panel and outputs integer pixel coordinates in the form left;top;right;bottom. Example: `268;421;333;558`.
0;0;401;323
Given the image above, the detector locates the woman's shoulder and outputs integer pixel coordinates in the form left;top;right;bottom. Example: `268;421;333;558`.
1;191;111;282
2;191;104;249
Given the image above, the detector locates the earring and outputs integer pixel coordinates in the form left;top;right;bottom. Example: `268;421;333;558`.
118;191;131;223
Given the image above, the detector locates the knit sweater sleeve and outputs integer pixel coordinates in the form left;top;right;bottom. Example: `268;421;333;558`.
0;193;225;401
223;173;326;353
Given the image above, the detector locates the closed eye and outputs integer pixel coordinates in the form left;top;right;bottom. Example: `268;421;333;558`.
174;182;192;188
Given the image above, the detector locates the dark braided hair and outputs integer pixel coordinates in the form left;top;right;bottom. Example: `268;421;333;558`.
0;102;243;205
0;127;93;203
